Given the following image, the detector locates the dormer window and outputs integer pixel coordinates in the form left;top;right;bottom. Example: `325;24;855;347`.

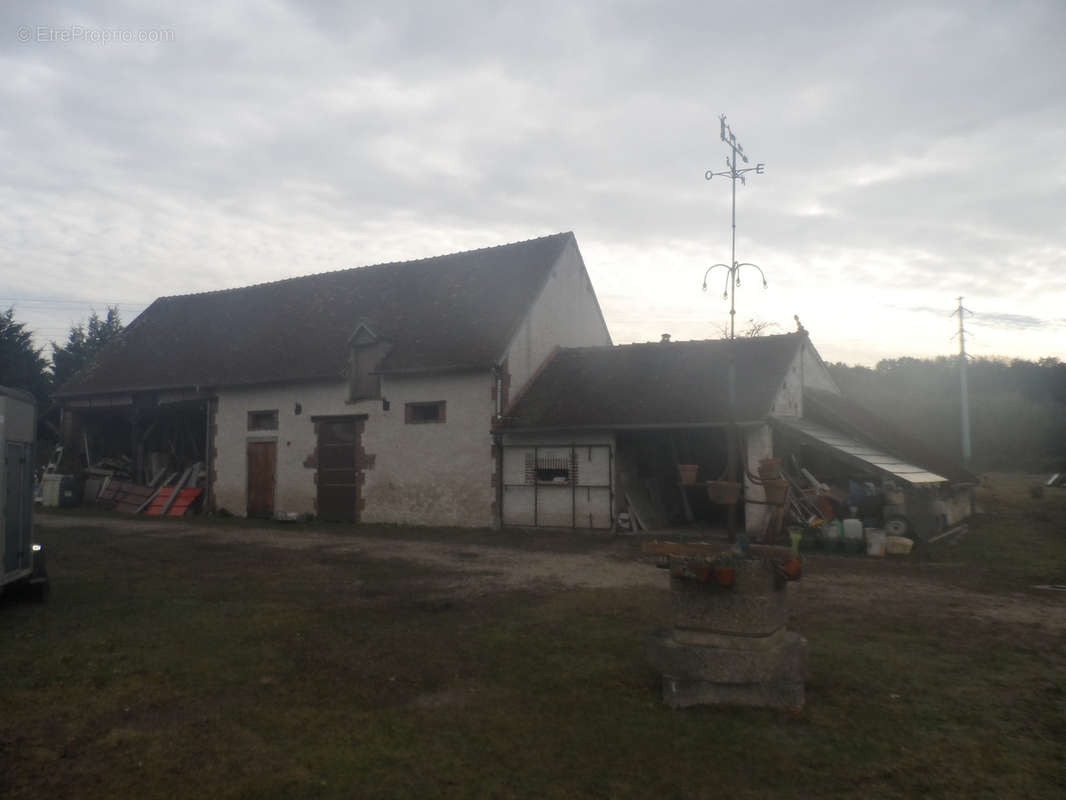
348;323;389;402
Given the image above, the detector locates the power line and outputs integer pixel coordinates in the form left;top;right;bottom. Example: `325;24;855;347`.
951;296;974;465
0;299;148;307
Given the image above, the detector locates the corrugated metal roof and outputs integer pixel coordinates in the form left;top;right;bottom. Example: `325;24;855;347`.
773;416;949;485
803;388;978;484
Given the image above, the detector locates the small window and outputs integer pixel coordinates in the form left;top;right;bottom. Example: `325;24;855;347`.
405;401;446;424
248;410;278;431
524;452;578;484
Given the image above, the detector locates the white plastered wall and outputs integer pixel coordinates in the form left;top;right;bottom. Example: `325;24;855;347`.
504;238;612;403
801;338;841;394
769;338;840;419
213;370;496;527
214;379;355;517
744;424;774;534
361;371;495;528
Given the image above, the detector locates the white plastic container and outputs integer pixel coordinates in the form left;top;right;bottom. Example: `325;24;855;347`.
842;518;863;541
865;528;886;557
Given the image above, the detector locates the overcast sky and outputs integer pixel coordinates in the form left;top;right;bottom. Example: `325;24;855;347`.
2;0;1063;366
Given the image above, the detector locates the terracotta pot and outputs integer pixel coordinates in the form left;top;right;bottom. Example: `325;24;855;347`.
757;457;781;480
706;480;742;504
714;565;735;586
679;464;699;486
762;478;788;505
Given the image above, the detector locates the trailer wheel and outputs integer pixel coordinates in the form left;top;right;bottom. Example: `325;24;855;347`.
883;515;913;539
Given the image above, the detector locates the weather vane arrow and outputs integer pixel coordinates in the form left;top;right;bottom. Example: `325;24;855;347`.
702;114;768;340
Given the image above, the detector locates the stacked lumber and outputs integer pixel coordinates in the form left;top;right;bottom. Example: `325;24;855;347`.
95;461;207;516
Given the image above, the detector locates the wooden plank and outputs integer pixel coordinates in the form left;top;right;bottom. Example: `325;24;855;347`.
160;468;192;516
926;523;968;545
668;434;694;523
624;492;646;532
145;488;173;516
114;485;155;514
136;473;178;515
167;488;203;516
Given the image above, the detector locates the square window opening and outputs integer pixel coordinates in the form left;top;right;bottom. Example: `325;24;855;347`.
248;410;279;431
405;401;446;424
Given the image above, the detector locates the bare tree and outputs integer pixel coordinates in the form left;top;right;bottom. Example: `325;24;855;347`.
717;318;780;339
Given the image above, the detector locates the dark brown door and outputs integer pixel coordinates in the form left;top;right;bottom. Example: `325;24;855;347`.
317;419;360;522
247;441;276;518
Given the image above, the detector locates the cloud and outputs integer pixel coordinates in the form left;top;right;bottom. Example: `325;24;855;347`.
1;0;1065;364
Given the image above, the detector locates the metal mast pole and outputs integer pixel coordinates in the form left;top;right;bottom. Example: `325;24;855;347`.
703;115;767;341
953;296;972;465
729;134;738;339
700;115;769;544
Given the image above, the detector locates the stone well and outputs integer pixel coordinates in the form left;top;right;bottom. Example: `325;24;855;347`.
647;555;807;710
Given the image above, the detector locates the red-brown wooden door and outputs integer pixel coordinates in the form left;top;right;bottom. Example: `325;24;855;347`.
247;441;276;518
317;419;360;522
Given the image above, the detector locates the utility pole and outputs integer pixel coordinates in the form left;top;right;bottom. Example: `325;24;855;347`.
951;297;972;465
702;115;768;340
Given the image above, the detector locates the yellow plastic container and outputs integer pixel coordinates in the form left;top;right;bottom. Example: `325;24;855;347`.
885;535;914;555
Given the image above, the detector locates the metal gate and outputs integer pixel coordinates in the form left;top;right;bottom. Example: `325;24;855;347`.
501;444;613;529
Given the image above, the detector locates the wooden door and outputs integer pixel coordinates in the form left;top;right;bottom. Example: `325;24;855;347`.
246;441;276;518
317;419;359;522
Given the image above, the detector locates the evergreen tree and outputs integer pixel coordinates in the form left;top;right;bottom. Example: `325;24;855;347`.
51;307;123;391
0;307;51;406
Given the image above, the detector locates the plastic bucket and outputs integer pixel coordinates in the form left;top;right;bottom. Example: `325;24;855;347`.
866;529;886;557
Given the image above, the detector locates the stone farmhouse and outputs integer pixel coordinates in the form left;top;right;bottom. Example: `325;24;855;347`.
57;232;974;536
57;233;610;526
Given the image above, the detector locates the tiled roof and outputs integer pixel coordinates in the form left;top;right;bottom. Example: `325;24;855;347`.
58;233;575;396
802;387;979;484
498;334;805;429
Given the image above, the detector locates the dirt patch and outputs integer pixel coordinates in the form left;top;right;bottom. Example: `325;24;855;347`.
794;572;1066;632
37;513;1065;631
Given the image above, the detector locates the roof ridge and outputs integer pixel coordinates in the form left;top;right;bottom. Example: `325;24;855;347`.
556;332;803;355
155;232;574;301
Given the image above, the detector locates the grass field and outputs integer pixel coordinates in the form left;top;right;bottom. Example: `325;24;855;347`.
2;475;1065;798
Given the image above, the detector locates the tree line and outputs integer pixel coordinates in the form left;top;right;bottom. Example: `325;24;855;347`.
2;306;1063;472
0;306;123;409
827;356;1066;473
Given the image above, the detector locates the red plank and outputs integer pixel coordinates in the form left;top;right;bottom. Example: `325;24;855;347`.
167;488;202;516
145;487;173;516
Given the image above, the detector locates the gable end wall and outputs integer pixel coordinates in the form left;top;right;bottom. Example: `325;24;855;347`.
504;238;612;404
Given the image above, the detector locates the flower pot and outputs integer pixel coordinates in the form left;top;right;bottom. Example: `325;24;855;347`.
706;480;742;505
679;464;699;486
762;478;788;505
714;565;735;586
757;457;781;480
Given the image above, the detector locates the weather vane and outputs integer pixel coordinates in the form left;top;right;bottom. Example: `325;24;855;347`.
702;114;768;339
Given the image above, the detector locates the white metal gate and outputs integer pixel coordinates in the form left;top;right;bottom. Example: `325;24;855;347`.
501;444;612;529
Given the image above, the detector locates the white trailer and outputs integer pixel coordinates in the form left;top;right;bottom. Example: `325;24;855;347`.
1;385;46;596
